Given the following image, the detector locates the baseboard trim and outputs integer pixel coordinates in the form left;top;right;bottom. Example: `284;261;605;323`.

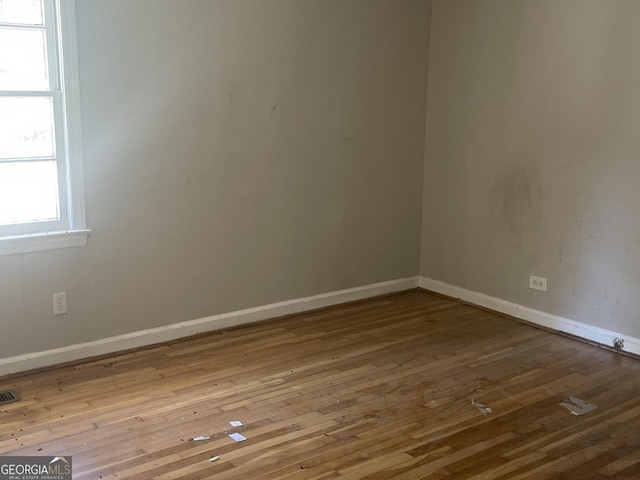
419;276;640;357
0;277;419;377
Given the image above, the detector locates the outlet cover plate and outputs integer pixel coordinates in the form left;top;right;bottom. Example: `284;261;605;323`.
53;292;67;316
529;275;547;292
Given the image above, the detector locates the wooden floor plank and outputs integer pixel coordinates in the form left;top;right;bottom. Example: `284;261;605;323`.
1;290;640;479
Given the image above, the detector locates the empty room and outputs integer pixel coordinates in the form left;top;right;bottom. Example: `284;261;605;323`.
1;0;640;478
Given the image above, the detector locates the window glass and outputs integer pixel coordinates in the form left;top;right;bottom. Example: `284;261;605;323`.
0;160;58;225
0;28;48;90
0;96;54;159
0;0;43;25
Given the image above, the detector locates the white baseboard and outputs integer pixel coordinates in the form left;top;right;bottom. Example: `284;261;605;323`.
0;277;419;377
419;276;640;356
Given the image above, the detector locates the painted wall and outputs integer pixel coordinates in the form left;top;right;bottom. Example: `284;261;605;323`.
422;0;640;337
0;0;430;358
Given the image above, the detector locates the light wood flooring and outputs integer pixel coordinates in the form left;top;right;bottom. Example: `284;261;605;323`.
2;290;640;479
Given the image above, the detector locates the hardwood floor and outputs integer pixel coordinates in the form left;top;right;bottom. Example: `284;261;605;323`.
2;290;640;479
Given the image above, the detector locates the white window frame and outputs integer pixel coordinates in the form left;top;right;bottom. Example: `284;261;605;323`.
0;0;89;256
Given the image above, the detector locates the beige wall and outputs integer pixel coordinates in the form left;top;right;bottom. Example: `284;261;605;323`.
0;0;430;358
422;0;640;337
12;0;637;362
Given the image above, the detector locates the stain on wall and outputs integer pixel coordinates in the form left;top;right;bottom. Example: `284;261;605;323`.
488;158;541;246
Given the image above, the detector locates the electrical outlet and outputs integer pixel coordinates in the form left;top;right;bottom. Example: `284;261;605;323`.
53;292;67;316
529;275;547;292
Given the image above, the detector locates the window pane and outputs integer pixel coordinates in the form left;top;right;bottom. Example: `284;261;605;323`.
0;28;48;90
0;160;59;225
0;0;43;25
0;97;54;158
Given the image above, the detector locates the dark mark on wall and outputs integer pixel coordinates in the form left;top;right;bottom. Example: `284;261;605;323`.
488;159;542;246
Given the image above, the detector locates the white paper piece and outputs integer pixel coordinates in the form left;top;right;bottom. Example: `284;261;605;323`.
229;421;243;427
472;399;492;414
209;456;220;462
228;432;247;442
559;396;598;416
191;436;210;441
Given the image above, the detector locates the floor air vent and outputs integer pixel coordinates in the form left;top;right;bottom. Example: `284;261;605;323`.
0;390;21;405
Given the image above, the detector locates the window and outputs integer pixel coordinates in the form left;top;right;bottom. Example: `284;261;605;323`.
0;0;88;255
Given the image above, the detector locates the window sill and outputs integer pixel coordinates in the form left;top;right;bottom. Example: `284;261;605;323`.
0;229;91;256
